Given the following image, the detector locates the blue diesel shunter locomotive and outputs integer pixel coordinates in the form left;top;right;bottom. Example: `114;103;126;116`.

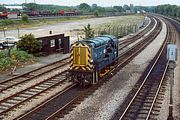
69;35;119;86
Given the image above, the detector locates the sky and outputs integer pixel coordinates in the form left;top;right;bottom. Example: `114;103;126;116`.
0;0;179;6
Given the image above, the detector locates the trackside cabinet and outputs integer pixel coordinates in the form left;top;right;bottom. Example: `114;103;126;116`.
167;44;178;61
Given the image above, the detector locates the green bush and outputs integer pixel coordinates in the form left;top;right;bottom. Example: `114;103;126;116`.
0;58;14;70
0;49;34;71
0;50;7;58
94;11;99;17
83;24;94;39
21;14;29;23
0;19;15;26
11;49;33;61
17;34;42;54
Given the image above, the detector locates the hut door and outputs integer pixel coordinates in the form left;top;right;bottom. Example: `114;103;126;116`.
58;38;62;49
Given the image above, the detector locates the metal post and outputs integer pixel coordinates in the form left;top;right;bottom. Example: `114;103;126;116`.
167;44;177;120
108;27;111;34
17;27;20;38
77;32;79;41
133;24;136;33
116;27;119;37
6;37;10;59
113;26;115;35
98;28;100;36
3;27;6;37
124;25;126;35
120;26;122;36
167;61;175;120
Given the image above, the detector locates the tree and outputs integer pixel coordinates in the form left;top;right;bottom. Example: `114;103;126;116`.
113;6;123;12
78;3;91;11
92;4;98;9
123;4;130;11
24;3;38;11
83;24;94;39
154;4;180;18
176;7;180;18
17;34;41;54
0;5;6;12
21;14;29;23
94;11;99;17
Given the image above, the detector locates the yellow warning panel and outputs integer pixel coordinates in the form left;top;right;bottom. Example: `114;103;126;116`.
70;43;93;71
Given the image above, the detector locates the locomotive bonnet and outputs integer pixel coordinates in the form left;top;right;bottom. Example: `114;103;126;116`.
69;35;119;86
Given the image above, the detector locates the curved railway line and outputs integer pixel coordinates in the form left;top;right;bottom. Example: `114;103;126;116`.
111;16;179;120
13;16;162;120
0;16;153;96
1;15;178;120
118;16;155;51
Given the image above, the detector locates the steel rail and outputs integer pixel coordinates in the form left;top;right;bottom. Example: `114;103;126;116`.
0;57;70;93
118;15;172;120
16;83;76;120
0;70;68;116
146;61;169;120
1;15;162;119
40;17;162;120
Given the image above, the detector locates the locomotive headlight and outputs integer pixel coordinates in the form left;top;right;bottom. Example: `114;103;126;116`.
114;51;117;54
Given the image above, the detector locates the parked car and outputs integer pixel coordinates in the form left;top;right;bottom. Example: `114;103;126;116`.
3;36;20;44
0;38;5;49
0;43;4;49
0;37;18;49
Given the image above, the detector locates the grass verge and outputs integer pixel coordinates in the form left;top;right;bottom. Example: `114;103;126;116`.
0;16;94;30
0;49;34;72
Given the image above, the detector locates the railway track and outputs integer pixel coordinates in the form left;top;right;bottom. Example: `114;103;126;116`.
0;70;71;119
0;15;153;102
0;57;70;93
0;15;162;119
0;16;153;96
14;17;163;120
111;15;178;120
118;16;155;51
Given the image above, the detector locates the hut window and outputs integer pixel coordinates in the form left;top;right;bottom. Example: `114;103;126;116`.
50;39;55;47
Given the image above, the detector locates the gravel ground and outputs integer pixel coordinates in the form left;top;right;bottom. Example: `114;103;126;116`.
157;23;180;120
172;30;180;120
0;15;145;119
61;20;167;120
0;15;143;44
2;82;73;120
0;65;69;101
0;53;70;80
